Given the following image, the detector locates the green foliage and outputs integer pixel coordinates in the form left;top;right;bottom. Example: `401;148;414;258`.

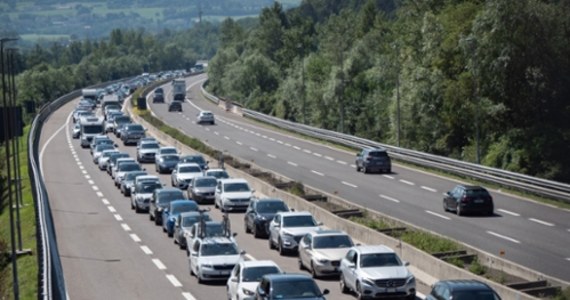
554;287;570;300
207;0;570;183
400;230;461;253
469;258;487;275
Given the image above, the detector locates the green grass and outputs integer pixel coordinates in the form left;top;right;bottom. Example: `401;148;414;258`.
0;126;38;299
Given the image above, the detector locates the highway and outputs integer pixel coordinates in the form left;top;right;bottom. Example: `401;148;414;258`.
38;74;569;299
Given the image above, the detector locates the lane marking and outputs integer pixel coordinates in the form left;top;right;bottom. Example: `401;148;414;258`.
262;135;268;139
79;165;84;170
121;224;131;231
487;231;520;244
236;141;243;146
214;132;219;135
311;170;325;176
182;292;197;300
244;253;256;261
96;192;104;197
293;146;301;150
152;258;167;270
130;234;141;243
325;156;335;161
383;175;394;179
303;149;312;154
498;209;520;217
85;175;91;179
350;164;356;168
277;140;284;144
166;275;182;287
269;138;275;141
267;154;277;159
204;128;210;132
285;143;291;147
82;170;87;174
380;194;400;203
40;111;71;175
102;199;109;205
250;147;258;152
426;210;451;220
114;214;123;221
342;181;358;188
421;186;437;193
224;136;230;140
337;160;347;165
92;186;99;191
287;161;298;167
313;153;322;157
141;246;153;255
529;218;554;227
399;179;415;186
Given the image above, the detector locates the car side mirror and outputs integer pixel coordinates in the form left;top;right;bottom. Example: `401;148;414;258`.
240;250;246;255
251;189;256;194
231;277;238;282
322;289;330;295
404;261;410;266
232;232;238;237
347;262;356;269
317;221;323;226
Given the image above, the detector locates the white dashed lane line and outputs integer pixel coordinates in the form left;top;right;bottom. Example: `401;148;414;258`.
267;154;277;159
269;138;275;141
383;175;394;179
337;160;347;165
487;231;521;244
108;206;117;213
82;170;87;174
399;179;415;186
141;246;153;255
121;224;131;231
380;194;400;203
214;132;219;135
303;149;312;154
498;209;520;217
285;143;291;147
293;146;301;150
102;198;109;205
529;218;555;227
166;275;183;287
342;181;358;188
421;186;437;193
130;234;141;243
224;136;230;140
236;141;243;145
85;175;91;179
325;156;334;161
277;140;284;144
114;214;123;221
250;147;258;152
313;153;322;157
92;186;99;191
183;293;197;300
311;170;325;176
96;191;104;197
287;161;298;167
152;258;167;270
426;210;451;220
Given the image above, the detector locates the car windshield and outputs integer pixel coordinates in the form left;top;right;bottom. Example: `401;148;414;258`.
313;235;353;249
115;116;130;124
179;166;202;173
128;125;144;131
208;171;229;179
141;143;159;149
82;125;104;134
102;151;119;158
194;178;217;188
158;191;185;203
171;202;198;214
200;243;238;256
271;279;321;298
224;183;250;192
119;163;141;172
465;189;490;198
96;144;114;152
242;266;280;282
161;155;179;161
257;201;288;214
204;224;225;237
182;215;211;227
283;216;317;227
452;291;500;300
368;151;388;158
137;182;161;193
161;148;178;155
111;154;129;163
360;253;402;268
125;172;145;180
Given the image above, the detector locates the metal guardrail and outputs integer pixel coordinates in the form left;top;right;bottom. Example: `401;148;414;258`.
201;84;570;203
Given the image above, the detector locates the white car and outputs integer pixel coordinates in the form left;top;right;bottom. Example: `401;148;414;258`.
268;211;322;255
205;168;230;180
171;163;203;189
97;149;119;170
215;178;254;212
92;143;115;164
298;230;354;278
227;260;282;300
339;245;416;300
156;146;178;160
130;175;162;213
189;237;244;283
111;157;136;179
197;111;215;125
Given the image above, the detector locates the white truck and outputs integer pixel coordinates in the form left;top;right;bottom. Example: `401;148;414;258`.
82;89;100;103
79;116;105;148
172;79;186;101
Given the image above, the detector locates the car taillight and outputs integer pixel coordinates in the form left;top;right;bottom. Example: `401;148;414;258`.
461;196;471;203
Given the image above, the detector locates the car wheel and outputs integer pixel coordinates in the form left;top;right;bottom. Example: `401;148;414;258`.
442;200;448;212
356;165;360;172
340;274;349;294
252;225;260;238
356;281;365;300
310;261;319;278
167;230;173;238
150;212;155;221
268;235;275;250
406;293;416;300
179;241;185;250
363;166;368;174
278;238;286;256
131;200;135;210
487;209;494;216
163;225;167;233
244;222;251;234
298;259;305;270
155;217;161;226
456;204;463;216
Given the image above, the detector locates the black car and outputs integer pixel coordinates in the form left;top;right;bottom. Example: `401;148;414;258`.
153;88;164;103
244;198;289;238
168;101;182;112
149;188;186;225
443;185;494;216
426;280;501;300
179;154;208;170
255;274;329;300
155;154;180;174
121;124;146;145
355;148;391;173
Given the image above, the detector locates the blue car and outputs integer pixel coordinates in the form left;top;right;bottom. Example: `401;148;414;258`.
162;200;199;237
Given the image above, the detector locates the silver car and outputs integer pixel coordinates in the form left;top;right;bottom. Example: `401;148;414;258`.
298;230;354;278
136;141;160;163
131;176;162;213
173;211;211;250
268;211;322;255
120;171;147;196
187;176;218;204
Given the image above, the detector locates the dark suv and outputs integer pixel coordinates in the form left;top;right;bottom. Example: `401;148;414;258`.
153;88;164;103
426;280;501;300
355;148;391;173
443;185;494;216
168;101;182;112
121;124;146;145
244;198;289;238
255;274;329;300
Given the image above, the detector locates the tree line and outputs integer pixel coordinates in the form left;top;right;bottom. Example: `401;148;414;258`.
206;0;570;183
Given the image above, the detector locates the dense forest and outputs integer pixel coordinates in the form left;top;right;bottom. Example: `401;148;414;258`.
206;0;570;183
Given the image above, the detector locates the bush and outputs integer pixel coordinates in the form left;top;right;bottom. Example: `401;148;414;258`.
469;258;487;275
400;230;461;253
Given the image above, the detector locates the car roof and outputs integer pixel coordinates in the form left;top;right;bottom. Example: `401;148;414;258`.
436;280;495;292
219;178;248;184
116;158;135;162
160;146;177;150
353;245;394;254
310;230;347;237
201;237;235;245
254;198;284;203
277;211;313;217
179;211;202;218
170;199;195;206
136;175;159;180
263;273;314;282
157;187;183;193
206;168;226;172
240;260;279;268
177;163;201;168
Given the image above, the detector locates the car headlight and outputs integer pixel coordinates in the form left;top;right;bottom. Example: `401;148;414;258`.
258;215;267;221
200;264;214;269
406;276;415;285
362;279;376;286
157;207;164;212
317;258;329;264
282;233;294;239
242;288;255;296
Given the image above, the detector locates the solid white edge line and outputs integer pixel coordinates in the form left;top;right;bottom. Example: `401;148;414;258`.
166;274;183;287
380;194;400;203
528;218;555;227
421;186;437;193
487;231;521;244
497;209;520;217
152;258;167;270
425;210;451;220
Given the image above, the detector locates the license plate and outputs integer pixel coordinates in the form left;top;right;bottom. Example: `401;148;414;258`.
387;288;396;293
219;271;229;275
474;199;484;203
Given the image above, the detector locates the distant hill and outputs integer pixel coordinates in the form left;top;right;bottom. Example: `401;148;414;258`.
0;0;301;45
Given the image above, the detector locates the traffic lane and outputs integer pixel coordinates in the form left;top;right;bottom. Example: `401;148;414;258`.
42;107;185;300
